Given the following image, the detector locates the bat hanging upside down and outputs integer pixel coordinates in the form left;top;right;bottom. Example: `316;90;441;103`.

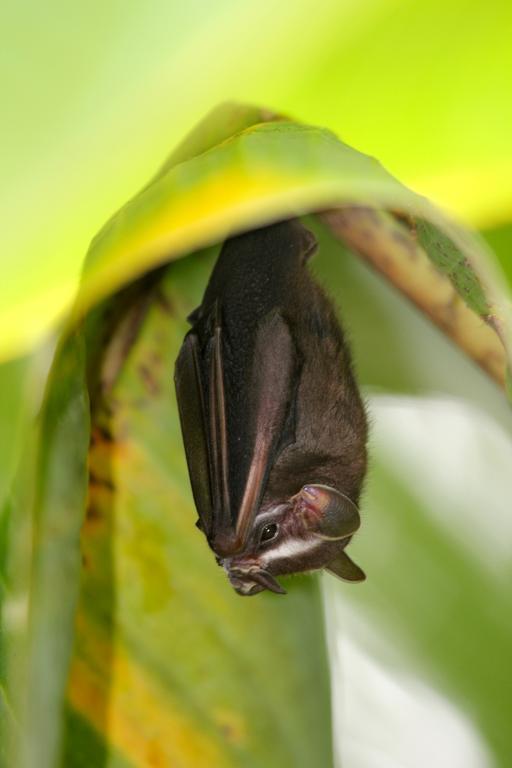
174;219;368;595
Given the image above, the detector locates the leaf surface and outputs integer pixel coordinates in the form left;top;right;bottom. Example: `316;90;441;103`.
1;335;90;768
63;253;332;767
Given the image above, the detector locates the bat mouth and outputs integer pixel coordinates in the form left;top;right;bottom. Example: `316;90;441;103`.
227;566;287;596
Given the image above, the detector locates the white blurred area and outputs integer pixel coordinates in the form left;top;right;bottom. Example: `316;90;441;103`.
371;395;512;569
328;628;492;768
324;394;512;768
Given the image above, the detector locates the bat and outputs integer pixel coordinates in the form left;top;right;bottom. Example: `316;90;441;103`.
174;219;368;595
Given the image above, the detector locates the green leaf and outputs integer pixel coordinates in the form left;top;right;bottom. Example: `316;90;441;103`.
415;218;490;318
4;101;512;768
0;354;49;510
71;108;510;394
4;1;512;359
63;252;332;767
1;335;90;768
155;102;282;174
305;215;512;424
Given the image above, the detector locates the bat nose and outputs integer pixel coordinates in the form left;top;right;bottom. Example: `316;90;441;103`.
217;555;247;572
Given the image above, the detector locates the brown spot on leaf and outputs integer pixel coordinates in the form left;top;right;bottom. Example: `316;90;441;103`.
150;350;163;367
391;228;418;259
154;289;174;315
353;206;380;226
390;210;417;237
138;363;161;396
85;504;102;523
213;708;247;747
361;226;377;242
89;471;115;492
91;424;114;445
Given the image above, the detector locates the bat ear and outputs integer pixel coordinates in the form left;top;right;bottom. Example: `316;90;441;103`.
300;485;360;540
326;550;366;583
300;226;318;262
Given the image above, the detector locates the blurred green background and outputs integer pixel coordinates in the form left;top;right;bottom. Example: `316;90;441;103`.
2;0;512;358
2;2;512;767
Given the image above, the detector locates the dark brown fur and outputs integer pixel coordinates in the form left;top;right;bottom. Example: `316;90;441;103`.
174;219;368;595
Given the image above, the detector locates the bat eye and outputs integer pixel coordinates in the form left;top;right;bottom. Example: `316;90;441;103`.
260;523;279;544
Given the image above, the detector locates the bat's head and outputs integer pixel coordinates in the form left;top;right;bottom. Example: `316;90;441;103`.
216;484;365;596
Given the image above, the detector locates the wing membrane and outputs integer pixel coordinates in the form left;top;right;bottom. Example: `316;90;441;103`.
233;311;296;549
174;333;213;536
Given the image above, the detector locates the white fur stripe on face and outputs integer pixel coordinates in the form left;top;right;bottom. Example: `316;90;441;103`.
262;536;320;565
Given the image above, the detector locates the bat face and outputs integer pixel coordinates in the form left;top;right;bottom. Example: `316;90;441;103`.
220;485;364;595
175;219;368;595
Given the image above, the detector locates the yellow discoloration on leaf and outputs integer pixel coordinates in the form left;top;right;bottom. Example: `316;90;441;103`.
48;116;510;404
75;164;300;323
68;615;236;768
121;515;175;613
